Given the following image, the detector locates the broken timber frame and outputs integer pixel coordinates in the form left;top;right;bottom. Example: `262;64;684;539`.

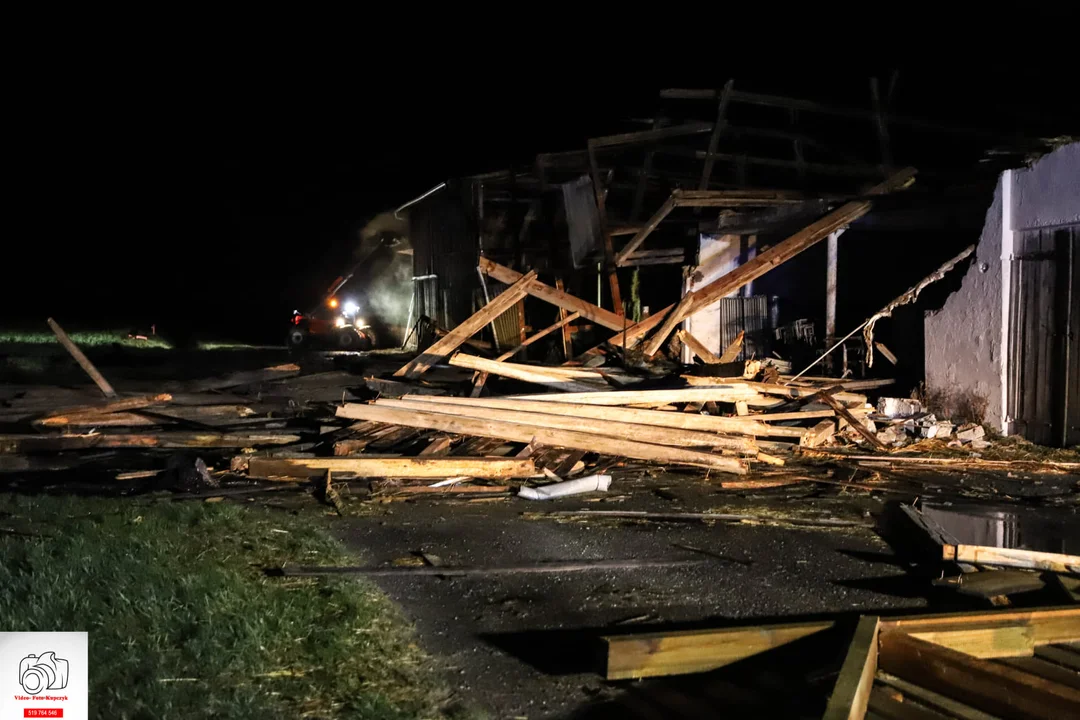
335;403;748;474
606;167;917;351
395;269;537;378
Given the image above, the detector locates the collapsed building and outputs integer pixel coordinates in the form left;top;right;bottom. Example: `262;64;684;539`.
384;84;1074;441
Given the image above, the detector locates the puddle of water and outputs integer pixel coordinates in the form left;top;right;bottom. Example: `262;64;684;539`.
920;502;1079;554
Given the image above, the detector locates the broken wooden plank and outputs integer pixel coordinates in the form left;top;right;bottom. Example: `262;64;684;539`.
46;318;117;397
448;354;605;392
39;393;173;420
395;270;538;378
823;615;880;720
883;606;1080;658
718;330;745;363
417;435;453;456
643;292;694;358
877;630;1080;719
37;403;255;428
0;432;299;452
943;544;1080;574
615;194;678;265
819;391;887;452
674;329;720;365
874;672;1000;720
534;509;872;528
617;249;686;267
479;257;625;331
335;403;748;474
375;398;758;454
496;312;581;362
800;419;837;448
247;456;537;480
607;168;917;350
681;379;868;406
510;386;772;407
403;395;806;439
602;620;835;680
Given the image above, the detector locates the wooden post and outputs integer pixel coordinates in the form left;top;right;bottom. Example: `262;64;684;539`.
825;230;839;373
46;318;117;398
697;79;735;193
587;141;624;316
555;278;573;360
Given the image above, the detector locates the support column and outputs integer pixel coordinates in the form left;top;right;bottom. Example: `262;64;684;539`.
1000;170;1015;436
825;230;840;373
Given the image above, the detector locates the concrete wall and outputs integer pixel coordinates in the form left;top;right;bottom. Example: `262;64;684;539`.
924;183;1005;427
1013;142;1080;231
924;142;1080;431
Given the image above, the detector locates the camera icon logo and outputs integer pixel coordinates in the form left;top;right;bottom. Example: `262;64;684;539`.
19;652;69;696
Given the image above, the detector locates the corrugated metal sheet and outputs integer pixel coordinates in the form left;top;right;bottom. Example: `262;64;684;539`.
561;175;601;268
713;295;771;361
1007;225;1079;447
409;184;479;347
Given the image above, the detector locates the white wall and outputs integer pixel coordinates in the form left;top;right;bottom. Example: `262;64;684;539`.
924;142;1080;431
684;234;741;357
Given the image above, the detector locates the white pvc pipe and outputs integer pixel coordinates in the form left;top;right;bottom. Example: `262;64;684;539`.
394;182;447;219
518;475;612;500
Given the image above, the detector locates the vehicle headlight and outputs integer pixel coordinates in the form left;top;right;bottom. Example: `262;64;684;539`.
335;316;346;328
343;300;359;316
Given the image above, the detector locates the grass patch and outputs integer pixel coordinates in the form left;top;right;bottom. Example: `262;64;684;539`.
0;495;449;719
0;330;172;349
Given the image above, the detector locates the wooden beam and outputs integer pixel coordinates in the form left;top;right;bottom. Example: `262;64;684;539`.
0;432;299;452
335;403;748;474
449;354;605;392
642;292;694;358
602;621;834;680
878;630;1080;719
375;398;758;454
676;330;720;364
479;257;625;331
402;394;806;438
800;420;837;448
606;168;916;350
614;194;677;265
618;249;686;267
882;607;1080;658
823;616;880;720
510;386;773;407
40;393;173;420
698;79;734;192
395;270;537;378
718;331;745;363
681;379;867;406
496;312;580;361
554;278;573;360
588;121;713;150
875;672;1001;720
46;318;117;397
819;391;888;452
943;544;1080;574
247;456;537;480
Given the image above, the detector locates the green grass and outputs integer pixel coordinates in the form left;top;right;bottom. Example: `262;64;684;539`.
0;330;172;349
0;495;449;719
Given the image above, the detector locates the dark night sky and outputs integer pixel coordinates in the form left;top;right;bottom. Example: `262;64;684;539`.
7;58;1076;345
